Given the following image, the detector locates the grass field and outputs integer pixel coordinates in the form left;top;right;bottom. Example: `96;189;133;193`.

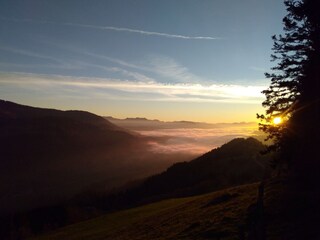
32;182;261;240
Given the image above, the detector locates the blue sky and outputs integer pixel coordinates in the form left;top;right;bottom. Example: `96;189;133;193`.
0;0;286;122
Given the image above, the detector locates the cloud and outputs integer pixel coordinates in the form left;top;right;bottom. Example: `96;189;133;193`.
62;48;206;84
2;17;220;40
5;39;211;85
102;66;155;83
146;56;203;83
0;43;206;84
0;45;156;82
0;46;82;71
139;125;258;154
0;61;79;70
74;61;155;83
146;141;209;155
0;46;64;64
39;41;202;83
75;51;212;85
78;51;145;71
64;23;219;40
0;72;266;103
17;38;213;85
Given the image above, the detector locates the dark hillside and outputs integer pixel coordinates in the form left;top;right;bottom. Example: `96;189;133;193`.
32;178;320;240
0;100;170;214
32;182;261;240
97;138;271;211
131;138;270;201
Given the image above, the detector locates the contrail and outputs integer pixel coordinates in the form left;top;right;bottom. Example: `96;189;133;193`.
63;22;218;40
1;17;220;40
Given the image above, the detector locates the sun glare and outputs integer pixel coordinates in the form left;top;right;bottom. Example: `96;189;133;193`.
273;117;282;125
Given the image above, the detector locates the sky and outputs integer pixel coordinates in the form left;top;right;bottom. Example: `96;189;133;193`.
0;0;286;123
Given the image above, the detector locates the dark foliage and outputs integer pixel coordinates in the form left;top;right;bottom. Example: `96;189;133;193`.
258;0;320;172
257;1;320;238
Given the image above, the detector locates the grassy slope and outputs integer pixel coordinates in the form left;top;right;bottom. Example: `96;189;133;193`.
32;183;261;240
35;177;319;240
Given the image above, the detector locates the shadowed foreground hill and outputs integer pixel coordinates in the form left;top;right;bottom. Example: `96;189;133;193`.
0;100;182;214
32;182;262;240
33;178;320;240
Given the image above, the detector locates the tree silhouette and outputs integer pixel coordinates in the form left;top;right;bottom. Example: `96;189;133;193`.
258;0;320;174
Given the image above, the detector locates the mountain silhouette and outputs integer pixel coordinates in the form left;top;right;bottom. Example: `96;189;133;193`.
0;100;165;214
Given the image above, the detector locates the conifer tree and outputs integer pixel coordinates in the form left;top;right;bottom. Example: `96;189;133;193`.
258;0;320;172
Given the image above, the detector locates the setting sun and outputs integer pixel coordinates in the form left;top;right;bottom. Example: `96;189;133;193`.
273;117;282;125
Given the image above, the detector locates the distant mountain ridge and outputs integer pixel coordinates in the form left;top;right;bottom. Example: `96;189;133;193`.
0;100;137;159
105;116;256;131
0;100;131;135
105;115;254;125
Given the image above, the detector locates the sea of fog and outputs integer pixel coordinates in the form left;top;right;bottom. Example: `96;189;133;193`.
107;118;264;156
139;126;259;155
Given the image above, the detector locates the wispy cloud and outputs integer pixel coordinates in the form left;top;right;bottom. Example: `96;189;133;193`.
0;62;78;70
0;44;156;82
64;23;219;40
2;17;220;40
146;56;204;83
57;46;206;84
0;42;202;84
78;50;145;70
0;46;64;64
40;42;207;84
102;66;155;83
0;46;81;70
83;53;204;84
0;72;266;103
74;61;155;83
